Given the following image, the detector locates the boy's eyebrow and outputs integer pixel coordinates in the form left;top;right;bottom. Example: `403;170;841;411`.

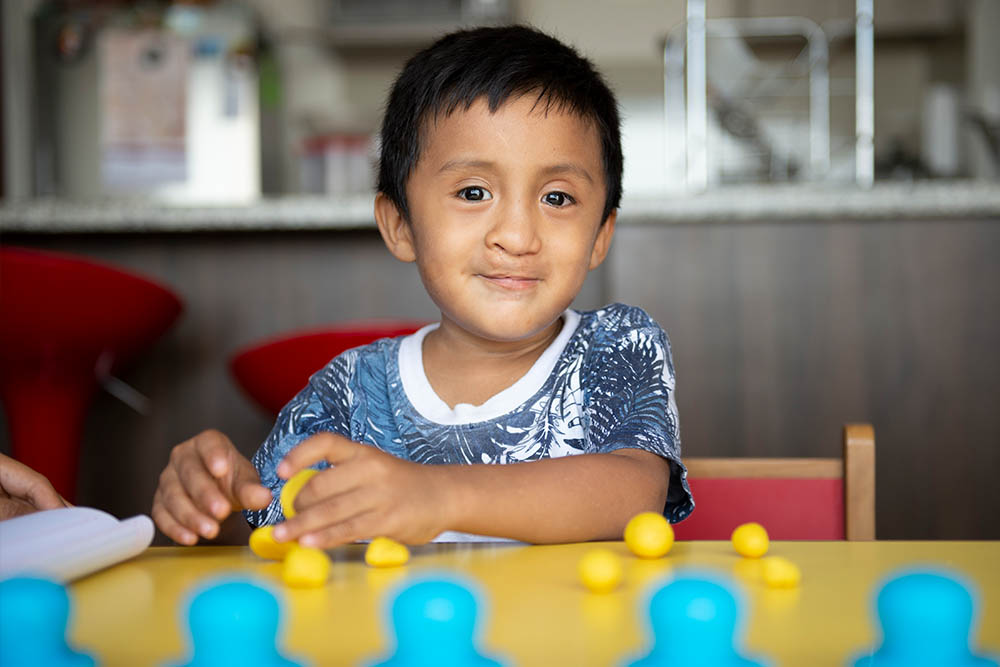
438;159;495;174
540;163;595;184
438;159;595;184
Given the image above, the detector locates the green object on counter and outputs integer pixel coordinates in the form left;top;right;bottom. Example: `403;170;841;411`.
259;52;281;109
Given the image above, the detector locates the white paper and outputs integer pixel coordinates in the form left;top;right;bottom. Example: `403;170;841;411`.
0;507;154;582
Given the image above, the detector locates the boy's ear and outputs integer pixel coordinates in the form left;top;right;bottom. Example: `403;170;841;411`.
588;209;617;270
374;192;417;263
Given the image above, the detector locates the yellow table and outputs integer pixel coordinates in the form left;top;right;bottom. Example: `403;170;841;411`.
68;541;1000;666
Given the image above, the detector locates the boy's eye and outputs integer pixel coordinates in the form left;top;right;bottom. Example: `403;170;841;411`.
457;186;492;201
542;192;574;207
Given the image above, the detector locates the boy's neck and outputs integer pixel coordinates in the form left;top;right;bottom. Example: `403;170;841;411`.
421;316;564;409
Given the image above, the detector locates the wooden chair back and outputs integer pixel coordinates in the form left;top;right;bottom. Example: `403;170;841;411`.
673;423;875;540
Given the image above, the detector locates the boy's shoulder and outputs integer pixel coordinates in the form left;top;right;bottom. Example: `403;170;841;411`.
313;334;404;384
576;302;665;341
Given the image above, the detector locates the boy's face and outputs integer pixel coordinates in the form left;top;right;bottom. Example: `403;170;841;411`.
376;94;616;345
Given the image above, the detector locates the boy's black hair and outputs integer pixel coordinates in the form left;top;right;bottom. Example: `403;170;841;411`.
378;25;623;224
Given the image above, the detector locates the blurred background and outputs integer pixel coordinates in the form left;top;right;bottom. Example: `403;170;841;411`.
1;0;998;540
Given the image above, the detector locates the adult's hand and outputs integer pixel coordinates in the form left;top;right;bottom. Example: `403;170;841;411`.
0;453;70;521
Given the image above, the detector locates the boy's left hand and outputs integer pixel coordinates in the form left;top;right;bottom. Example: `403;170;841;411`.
271;433;452;548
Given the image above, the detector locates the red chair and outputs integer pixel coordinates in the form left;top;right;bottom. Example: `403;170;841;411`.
674;423;876;540
230;321;425;416
0;246;183;500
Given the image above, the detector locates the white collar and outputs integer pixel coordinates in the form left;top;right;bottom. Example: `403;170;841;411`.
397;310;580;425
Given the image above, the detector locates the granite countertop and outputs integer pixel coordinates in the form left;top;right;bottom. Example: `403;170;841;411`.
1;181;998;233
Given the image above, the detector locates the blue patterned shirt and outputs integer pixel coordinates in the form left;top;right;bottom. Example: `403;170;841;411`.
245;303;693;535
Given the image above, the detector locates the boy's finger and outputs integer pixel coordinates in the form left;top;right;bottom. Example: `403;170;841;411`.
158;465;223;539
277;433;360;479
299;511;378;549
273;486;373;543
233;478;272;510
174;451;231;520
232;462;272;510
292;461;366;509
192;430;235;479
151;493;199;545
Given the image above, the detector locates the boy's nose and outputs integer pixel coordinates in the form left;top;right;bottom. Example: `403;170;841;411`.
484;199;542;256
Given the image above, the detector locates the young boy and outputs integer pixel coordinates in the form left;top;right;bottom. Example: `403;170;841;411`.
152;25;693;548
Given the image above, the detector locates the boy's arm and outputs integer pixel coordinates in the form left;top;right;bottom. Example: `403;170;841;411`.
438;447;669;542
272;433;669;547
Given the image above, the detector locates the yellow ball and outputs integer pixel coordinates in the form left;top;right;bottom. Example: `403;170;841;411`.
624;512;674;559
731;522;770;558
281;545;331;588
248;525;293;561
280;468;318;519
761;556;801;588
578;548;623;593
365;537;410;568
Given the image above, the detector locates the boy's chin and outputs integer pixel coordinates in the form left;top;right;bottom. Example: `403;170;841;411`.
445;311;566;345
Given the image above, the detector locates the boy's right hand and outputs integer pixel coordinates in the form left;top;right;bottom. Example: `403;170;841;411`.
152;429;272;545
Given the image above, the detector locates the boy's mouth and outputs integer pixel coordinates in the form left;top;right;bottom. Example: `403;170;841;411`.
478;274;540;291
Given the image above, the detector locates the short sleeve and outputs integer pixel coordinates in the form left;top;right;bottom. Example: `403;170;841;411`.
583;311;694;523
243;354;355;527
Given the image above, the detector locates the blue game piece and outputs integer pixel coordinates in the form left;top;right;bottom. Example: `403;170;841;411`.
0;576;95;667
368;576;504;667
626;573;767;667
168;578;303;667
852;570;999;667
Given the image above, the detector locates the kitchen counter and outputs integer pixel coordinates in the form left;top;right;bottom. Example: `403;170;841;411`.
1;181;998;233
